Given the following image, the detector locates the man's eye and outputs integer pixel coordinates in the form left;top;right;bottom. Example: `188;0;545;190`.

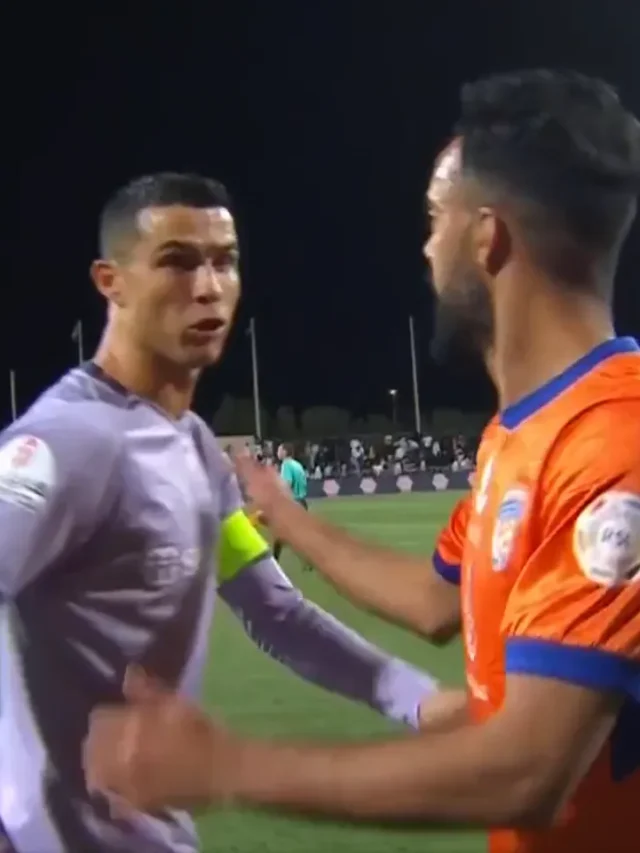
161;254;198;270
216;253;239;270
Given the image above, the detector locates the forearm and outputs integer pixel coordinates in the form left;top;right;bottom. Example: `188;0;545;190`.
219;558;437;727
228;718;539;827
261;496;440;634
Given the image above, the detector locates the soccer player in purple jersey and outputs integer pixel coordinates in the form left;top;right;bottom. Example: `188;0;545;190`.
0;173;439;853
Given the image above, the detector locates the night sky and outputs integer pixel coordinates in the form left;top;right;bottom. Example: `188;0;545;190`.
5;1;640;428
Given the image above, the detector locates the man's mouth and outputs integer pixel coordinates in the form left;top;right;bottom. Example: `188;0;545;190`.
186;318;227;340
188;318;226;333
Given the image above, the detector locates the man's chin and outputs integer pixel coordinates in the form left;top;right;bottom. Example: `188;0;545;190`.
182;342;226;369
430;317;471;366
429;300;490;368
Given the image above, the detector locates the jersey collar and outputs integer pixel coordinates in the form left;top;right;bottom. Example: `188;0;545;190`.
499;337;639;431
81;361;132;399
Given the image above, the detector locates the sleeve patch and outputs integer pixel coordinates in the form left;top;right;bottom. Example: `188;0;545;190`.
218;509;270;583
0;436;56;512
573;491;640;588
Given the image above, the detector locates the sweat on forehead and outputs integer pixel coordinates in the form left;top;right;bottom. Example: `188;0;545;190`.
433;139;463;184
137;206;234;235
130;206;237;252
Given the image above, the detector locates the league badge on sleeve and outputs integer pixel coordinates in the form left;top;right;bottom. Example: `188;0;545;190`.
573;491;640;587
0;435;56;512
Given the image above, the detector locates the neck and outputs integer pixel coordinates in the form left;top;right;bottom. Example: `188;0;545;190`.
492;275;615;411
94;331;198;419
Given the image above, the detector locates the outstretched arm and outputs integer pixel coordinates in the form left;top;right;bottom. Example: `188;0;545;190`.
84;670;616;826
235;456;461;641
218;523;437;729
215;453;440;728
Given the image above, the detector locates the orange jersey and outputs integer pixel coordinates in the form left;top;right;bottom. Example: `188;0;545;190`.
433;419;500;586
433;493;471;584
462;337;640;853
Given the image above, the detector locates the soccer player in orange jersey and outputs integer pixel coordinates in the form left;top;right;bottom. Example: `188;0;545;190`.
86;69;640;852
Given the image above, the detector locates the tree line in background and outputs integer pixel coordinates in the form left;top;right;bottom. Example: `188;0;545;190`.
212;397;491;439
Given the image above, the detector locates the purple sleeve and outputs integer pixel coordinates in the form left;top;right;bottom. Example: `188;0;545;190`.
203;422;436;726
218;557;438;728
0;412;120;598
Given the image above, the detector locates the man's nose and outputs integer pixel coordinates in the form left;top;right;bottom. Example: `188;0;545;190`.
194;264;224;302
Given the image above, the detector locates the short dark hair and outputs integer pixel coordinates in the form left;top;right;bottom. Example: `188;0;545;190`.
456;69;640;289
280;443;294;457
99;172;232;258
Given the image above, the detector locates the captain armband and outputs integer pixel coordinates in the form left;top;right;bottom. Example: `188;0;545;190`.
218;509;270;583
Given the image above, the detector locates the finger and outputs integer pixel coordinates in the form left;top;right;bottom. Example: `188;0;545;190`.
123;666;166;703
84;711;143;796
84;714;121;793
105;790;137;820
237;448;262;472
233;454;252;481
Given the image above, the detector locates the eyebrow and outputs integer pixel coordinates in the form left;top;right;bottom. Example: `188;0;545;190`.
155;239;239;254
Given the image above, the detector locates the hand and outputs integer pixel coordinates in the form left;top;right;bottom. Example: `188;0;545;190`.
83;666;241;813
417;689;470;733
235;453;291;516
244;503;267;528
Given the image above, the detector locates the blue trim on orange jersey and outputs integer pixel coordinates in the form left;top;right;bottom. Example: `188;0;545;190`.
432;550;461;586
499;337;639;430
506;637;640;701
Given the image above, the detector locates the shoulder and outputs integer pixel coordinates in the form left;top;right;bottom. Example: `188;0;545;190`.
2;398;124;461
186;411;218;450
538;396;640;525
185;412;233;477
545;396;640;482
0;401;124;510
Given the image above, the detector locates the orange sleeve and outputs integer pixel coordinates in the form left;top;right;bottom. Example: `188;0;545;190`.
432;495;471;586
503;407;640;703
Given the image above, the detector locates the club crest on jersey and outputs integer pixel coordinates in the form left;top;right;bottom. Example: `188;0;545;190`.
574;491;640;587
492;488;528;572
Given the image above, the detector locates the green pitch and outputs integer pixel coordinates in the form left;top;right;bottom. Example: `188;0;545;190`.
198;491;484;852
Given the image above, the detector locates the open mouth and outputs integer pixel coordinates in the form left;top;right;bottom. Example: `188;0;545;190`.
188;318;226;334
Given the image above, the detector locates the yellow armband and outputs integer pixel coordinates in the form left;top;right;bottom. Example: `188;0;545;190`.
218;509;270;583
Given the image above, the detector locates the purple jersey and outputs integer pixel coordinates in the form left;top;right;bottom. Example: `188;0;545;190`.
0;364;435;853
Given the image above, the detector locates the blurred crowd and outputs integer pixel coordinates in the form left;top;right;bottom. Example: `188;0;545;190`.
247;433;479;478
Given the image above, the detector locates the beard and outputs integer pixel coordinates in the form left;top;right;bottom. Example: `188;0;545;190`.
428;267;494;368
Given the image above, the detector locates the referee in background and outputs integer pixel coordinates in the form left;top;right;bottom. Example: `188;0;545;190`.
275;443;312;570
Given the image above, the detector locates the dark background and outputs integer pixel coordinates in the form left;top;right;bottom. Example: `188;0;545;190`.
4;0;640;428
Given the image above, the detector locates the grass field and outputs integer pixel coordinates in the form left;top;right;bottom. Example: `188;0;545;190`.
198;491;485;853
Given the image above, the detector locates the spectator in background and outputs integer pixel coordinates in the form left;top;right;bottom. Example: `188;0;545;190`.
274;443;312;571
349;437;364;473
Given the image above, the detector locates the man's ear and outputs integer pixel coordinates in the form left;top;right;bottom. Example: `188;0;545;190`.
90;260;125;308
473;208;511;278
